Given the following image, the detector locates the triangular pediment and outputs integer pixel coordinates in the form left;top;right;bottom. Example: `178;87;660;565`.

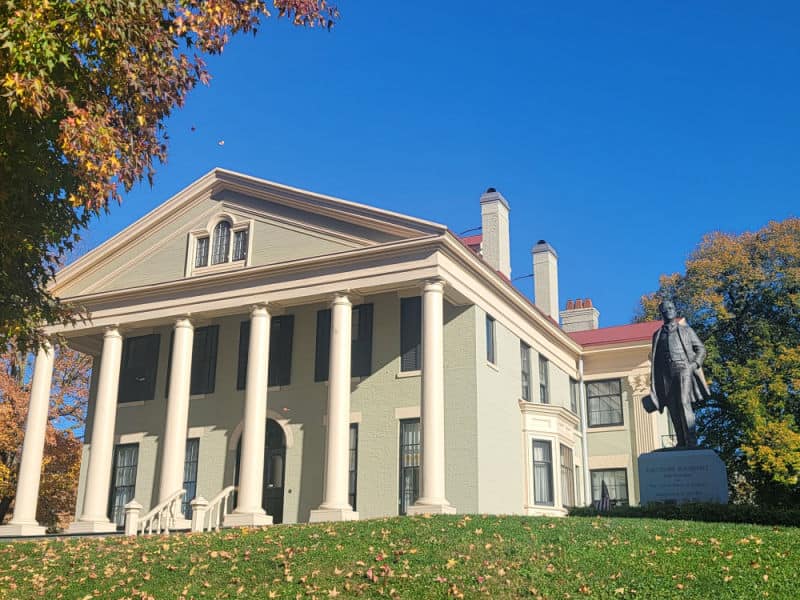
53;169;445;298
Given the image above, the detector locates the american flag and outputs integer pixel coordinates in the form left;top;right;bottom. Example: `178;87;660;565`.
595;481;612;513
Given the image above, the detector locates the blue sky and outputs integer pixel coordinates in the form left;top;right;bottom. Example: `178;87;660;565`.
83;1;799;326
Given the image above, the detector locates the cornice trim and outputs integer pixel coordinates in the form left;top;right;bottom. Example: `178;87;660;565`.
439;232;583;354
52;168;447;294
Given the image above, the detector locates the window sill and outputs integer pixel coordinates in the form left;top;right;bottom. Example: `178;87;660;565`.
396;370;421;379
486;361;499;373
190;394;208;400
587;424;626;433
118;400;145;407
520;399;554;406
191;259;247;277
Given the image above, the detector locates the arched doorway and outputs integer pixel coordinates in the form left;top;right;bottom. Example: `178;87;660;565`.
235;419;287;523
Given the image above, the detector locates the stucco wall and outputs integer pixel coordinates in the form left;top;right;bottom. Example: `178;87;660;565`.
469;307;584;516
474;309;525;515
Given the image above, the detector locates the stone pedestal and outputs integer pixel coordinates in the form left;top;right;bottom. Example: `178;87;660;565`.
638;448;728;505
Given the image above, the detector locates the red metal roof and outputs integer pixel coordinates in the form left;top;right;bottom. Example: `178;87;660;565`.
568;320;662;347
460;234;482;247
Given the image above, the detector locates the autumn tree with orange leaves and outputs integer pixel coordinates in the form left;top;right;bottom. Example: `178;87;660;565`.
0;0;338;352
0;344;91;529
637;218;800;506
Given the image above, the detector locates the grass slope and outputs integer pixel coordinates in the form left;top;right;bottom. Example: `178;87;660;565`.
1;515;798;599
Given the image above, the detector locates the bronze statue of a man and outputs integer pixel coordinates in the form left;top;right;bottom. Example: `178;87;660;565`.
643;299;710;448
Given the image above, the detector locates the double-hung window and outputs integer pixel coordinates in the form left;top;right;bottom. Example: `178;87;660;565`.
195;237;209;268
232;229;248;261
108;443;139;526
539;356;550;404
486;315;497;364
569;378;579;413
314;304;374;381
560;444;575;507
118;334;160;403
586;379;624;427
399;419;421;515
520;342;532;401
532;440;554;505
348;424;359;510
400;296;422;372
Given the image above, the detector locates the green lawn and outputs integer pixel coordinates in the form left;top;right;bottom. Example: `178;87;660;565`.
1;515;798;599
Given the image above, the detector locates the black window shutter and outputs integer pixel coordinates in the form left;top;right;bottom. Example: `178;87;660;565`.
315;309;332;382
351;304;373;377
119;334;160;403
236;321;250;390
269;315;295;387
165;331;174;397
190;325;218;395
400;297;421;372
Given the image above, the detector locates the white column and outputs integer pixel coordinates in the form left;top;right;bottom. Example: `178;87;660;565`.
68;328;122;533
225;304;273;527
158;318;193;523
0;344;55;536
408;280;456;515
310;294;358;522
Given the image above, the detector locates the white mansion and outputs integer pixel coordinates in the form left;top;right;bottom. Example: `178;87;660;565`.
0;169;673;536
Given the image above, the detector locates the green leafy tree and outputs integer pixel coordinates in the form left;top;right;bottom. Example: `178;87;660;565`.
0;0;337;351
637;218;800;505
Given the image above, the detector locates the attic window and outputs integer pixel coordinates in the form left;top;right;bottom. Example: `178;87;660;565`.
195;237;209;267
233;230;248;261
211;221;232;265
189;216;252;275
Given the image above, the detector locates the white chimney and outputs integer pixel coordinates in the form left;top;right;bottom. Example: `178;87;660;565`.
532;240;559;322
560;298;600;332
480;188;511;278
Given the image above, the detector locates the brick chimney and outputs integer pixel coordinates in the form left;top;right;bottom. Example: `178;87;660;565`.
560;298;600;332
480;188;511;278
532;240;559;322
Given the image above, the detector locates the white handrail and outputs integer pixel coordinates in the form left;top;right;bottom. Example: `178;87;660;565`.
136;489;186;535
195;486;237;532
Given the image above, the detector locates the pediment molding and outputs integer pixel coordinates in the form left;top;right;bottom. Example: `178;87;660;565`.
52;168;446;296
